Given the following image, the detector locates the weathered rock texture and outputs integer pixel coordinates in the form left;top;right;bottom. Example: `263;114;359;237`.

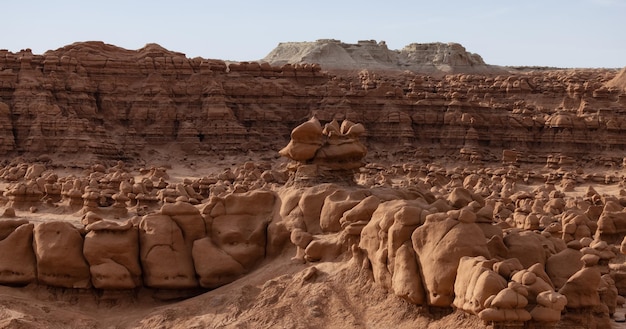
262;39;502;74
279;116;367;184
1;41;626;329
0;42;625;166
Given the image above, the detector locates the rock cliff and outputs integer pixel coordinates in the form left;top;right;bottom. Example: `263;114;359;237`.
0;41;625;167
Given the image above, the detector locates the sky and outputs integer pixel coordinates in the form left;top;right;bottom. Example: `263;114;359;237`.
2;0;625;68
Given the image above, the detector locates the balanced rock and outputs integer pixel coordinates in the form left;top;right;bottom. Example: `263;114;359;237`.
279;117;324;161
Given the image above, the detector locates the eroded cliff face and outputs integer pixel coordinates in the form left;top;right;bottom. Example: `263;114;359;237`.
0;41;330;160
0;41;625;166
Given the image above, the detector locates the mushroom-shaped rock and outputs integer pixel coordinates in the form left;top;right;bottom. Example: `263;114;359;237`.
279;117;323;161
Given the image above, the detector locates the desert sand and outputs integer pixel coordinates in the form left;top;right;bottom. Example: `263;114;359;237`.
1;39;626;329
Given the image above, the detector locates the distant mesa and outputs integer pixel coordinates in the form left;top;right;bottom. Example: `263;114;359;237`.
261;39;507;74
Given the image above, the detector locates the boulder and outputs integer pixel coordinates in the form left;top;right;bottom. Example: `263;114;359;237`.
478;282;532;322
222;189;276;216
192;237;246;289
279;117;324;161
339;195;380;225
138;214;198;288
558;258;602;309
83;220;141;289
412;215;490;307
298;184;339;234
454;256;506;314
160;201;206;249
319;189;365;232
360;199;427;289
391;242;426;305
503;230;550;268
0;221;36;285
530;291;568;323
546;243;584;289
304;235;343;262
210;214;268;269
447;187;475;208
33;221;91;288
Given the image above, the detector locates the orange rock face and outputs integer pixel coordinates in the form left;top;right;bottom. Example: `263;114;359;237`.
0;42;624;165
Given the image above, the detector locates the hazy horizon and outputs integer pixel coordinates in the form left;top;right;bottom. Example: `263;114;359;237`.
2;0;625;68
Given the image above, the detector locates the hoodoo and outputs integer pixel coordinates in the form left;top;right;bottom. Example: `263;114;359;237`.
0;41;625;328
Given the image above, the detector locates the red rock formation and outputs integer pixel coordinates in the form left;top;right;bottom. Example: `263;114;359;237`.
0;42;624;166
33;221;91;288
0;220;36;285
83;220;142;289
1;42;626;329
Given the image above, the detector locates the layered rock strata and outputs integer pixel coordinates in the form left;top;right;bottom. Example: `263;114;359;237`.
0;42;625;166
262;39;503;74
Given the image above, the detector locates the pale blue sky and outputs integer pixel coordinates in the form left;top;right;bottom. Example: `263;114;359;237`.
2;0;624;68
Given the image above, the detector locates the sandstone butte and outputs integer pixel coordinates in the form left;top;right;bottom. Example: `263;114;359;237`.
0;39;626;329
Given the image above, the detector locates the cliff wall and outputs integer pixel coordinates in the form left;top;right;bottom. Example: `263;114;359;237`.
0;41;625;165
